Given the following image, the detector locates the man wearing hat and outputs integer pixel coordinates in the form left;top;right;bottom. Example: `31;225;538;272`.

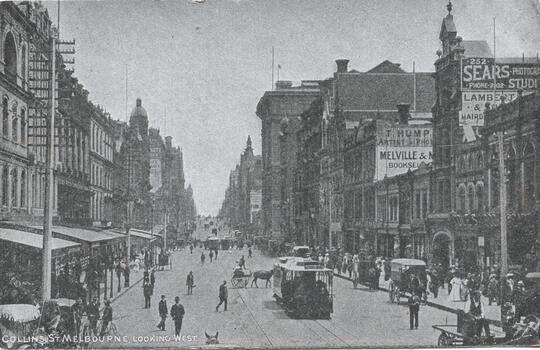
487;274;499;306
464;290;490;341
157;295;168;331
170;296;185;336
513;280;527;319
100;299;113;337
216;281;228;311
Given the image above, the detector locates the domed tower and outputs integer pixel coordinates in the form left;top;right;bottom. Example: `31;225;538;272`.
129;98;149;137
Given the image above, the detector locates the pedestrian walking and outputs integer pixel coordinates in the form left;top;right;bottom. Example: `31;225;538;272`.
248;247;252;258
408;292;420;330
487;274;499;305
150;269;156;287
214;248;218;260
186;271;195;295
239;255;246;269
209;250;214;263
170;296;185;337
190;244;193;254
116;261;123;292
124;263;130;287
100;299;113;336
87;298;100;336
216;280;228;311
72;298;84;338
143;282;153;308
201;252;206;265
157;295;167;331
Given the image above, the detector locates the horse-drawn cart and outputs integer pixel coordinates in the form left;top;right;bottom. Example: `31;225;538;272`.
231;268;252;288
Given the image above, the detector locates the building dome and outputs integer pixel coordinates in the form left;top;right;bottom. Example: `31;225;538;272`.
129;98;149;136
130;98;148;119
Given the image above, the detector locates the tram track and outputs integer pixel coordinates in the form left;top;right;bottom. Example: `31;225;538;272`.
236;288;274;347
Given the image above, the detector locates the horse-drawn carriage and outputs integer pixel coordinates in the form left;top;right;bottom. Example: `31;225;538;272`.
273;257;333;319
231;267;252;288
388;258;427;304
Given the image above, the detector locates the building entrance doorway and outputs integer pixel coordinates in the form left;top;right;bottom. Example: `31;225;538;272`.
432;232;451;269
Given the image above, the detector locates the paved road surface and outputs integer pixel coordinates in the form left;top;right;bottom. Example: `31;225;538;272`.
95;244;454;348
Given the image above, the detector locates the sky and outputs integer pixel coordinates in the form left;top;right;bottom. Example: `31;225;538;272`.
44;0;540;215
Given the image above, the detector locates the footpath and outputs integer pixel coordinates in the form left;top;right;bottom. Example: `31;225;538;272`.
334;271;502;326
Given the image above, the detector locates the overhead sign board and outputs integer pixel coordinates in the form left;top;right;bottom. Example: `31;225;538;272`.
459;90;520;127
461;57;540;90
375;126;432;180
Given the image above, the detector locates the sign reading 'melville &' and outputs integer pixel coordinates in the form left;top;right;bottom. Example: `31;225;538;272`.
375;125;432;181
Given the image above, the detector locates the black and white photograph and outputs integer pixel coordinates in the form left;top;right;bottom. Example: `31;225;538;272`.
0;0;539;348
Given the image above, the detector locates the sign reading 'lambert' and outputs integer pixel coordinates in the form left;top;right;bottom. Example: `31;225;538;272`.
375;126;432;180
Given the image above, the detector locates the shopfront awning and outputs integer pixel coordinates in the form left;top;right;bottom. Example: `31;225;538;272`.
129;229;157;242
25;225;126;245
0;228;80;251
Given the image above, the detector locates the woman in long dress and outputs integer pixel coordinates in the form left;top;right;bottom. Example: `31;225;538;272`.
448;274;462;301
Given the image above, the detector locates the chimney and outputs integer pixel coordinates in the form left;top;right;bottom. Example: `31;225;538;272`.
397;103;411;124
165;136;172;148
335;59;350;73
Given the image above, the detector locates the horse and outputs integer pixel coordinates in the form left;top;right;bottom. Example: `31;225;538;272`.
251;270;274;288
205;331;219;345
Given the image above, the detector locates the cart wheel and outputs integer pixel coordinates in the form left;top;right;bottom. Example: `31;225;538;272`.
231;279;239;288
438;333;452;346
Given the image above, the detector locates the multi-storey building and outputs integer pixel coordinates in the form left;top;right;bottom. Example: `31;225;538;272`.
0;2;33;221
89;106;114;226
256;81;320;240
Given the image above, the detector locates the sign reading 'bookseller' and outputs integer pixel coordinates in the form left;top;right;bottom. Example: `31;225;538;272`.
375;126;432;181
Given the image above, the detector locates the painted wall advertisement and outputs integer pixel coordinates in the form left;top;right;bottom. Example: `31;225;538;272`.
460;57;540;126
375;126;432;181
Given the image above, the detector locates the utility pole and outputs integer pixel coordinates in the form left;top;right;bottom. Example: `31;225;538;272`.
498;131;508;275
42;35;56;301
328;187;332;250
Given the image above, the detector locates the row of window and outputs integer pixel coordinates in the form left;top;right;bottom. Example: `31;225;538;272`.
91;121;113;161
91;162;112;190
1;96;27;146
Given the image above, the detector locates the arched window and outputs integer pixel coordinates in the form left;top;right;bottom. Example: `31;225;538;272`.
477;154;484;169
1;166;7;206
11;168;18;207
20;109;26;145
11;107;18;143
467;185;475;213
21;45;26;87
20;170;25;208
31;173;36;207
476;183;484;213
523;141;536;211
2;97;8;138
468;154;474;170
457;185;466;214
3;32;17;83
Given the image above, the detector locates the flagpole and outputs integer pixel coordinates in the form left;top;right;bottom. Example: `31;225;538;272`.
271;47;274;90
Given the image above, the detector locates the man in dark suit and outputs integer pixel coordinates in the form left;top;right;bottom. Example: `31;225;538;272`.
170;296;185;336
157;295;167;331
143;282;153;308
216;281;228;311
